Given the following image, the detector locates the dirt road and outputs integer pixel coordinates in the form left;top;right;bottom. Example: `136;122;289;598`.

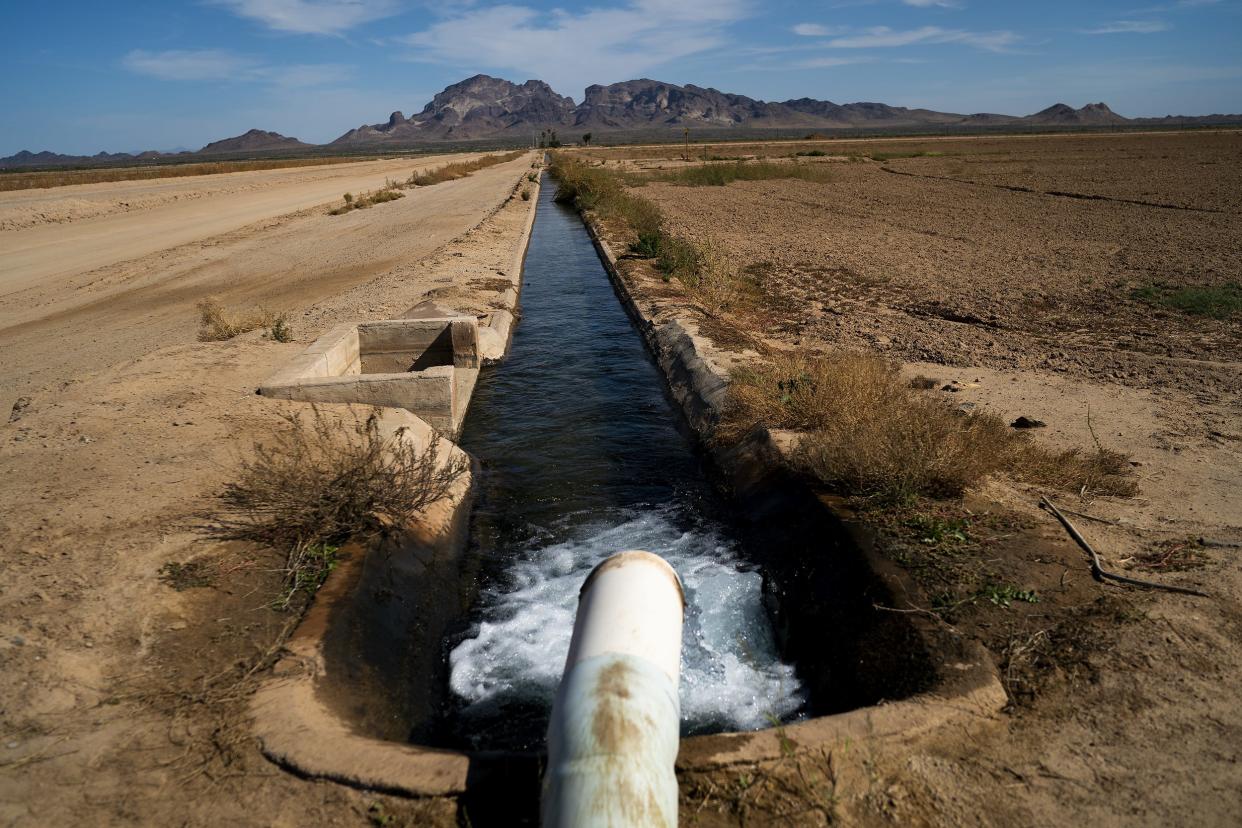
0;156;476;284
0;153;529;414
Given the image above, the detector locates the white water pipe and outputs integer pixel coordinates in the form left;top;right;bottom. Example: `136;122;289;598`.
543;550;685;828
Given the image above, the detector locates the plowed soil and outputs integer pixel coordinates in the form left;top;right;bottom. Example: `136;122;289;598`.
603;130;1242;826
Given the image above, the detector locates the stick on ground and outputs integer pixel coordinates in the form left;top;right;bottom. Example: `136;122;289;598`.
1040;496;1210;598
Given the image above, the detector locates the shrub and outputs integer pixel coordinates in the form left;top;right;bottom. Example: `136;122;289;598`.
267;314;293;342
630;232;661;258
719;352;1137;502
408;151;524;186
367;187;403;205
674;240;760;315
521;188;531;201
655;235;699;280
209;406;468;608
197;298;280;341
329;184;404;214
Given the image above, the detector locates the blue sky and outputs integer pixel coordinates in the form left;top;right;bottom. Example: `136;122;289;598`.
3;0;1240;154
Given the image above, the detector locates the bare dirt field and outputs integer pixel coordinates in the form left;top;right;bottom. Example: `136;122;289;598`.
570;131;1242;825
631;132;1241;527
0;152;536;826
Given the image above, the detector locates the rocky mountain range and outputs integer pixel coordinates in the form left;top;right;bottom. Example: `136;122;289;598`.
328;74;1235;145
4;74;1238;167
1;129;310;169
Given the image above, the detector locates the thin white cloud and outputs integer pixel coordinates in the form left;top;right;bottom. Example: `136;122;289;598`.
123;49;350;87
122;49;259;81
401;0;752;97
792;23;848;36
903;0;964;8
1081;20;1171;34
209;0;403;36
1128;0;1219;11
825;25;1018;52
798;56;872;68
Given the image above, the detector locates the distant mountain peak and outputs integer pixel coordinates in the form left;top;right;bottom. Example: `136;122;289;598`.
333;74;575;142
1027;101;1127;125
198;129;311;154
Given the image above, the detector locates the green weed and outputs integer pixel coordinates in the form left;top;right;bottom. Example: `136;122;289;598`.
266;314;293;343
980;583;1040;607
1131;282;1241;319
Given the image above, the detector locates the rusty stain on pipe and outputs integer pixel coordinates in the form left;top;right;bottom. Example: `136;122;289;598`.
543;550;685;827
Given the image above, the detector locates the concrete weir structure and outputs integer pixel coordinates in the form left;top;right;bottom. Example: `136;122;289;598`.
258;315;484;433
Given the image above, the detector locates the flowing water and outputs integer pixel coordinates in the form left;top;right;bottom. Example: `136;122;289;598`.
439;176;806;751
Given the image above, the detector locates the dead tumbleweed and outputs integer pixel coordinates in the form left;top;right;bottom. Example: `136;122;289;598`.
207;405;467;608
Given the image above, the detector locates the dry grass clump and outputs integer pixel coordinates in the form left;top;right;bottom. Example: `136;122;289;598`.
0;155;377;192
328;182;404;214
1015;440;1137;498
648;160;833;187
209;407;467;607
408;150;524;186
720;352;1137;502
674;239;761;316
196;298;289;342
325;152;524;215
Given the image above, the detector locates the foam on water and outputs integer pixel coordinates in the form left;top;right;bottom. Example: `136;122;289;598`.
448;504;806;737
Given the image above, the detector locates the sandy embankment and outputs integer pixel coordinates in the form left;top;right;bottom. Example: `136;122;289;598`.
0;152;538;826
0;153;512;415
